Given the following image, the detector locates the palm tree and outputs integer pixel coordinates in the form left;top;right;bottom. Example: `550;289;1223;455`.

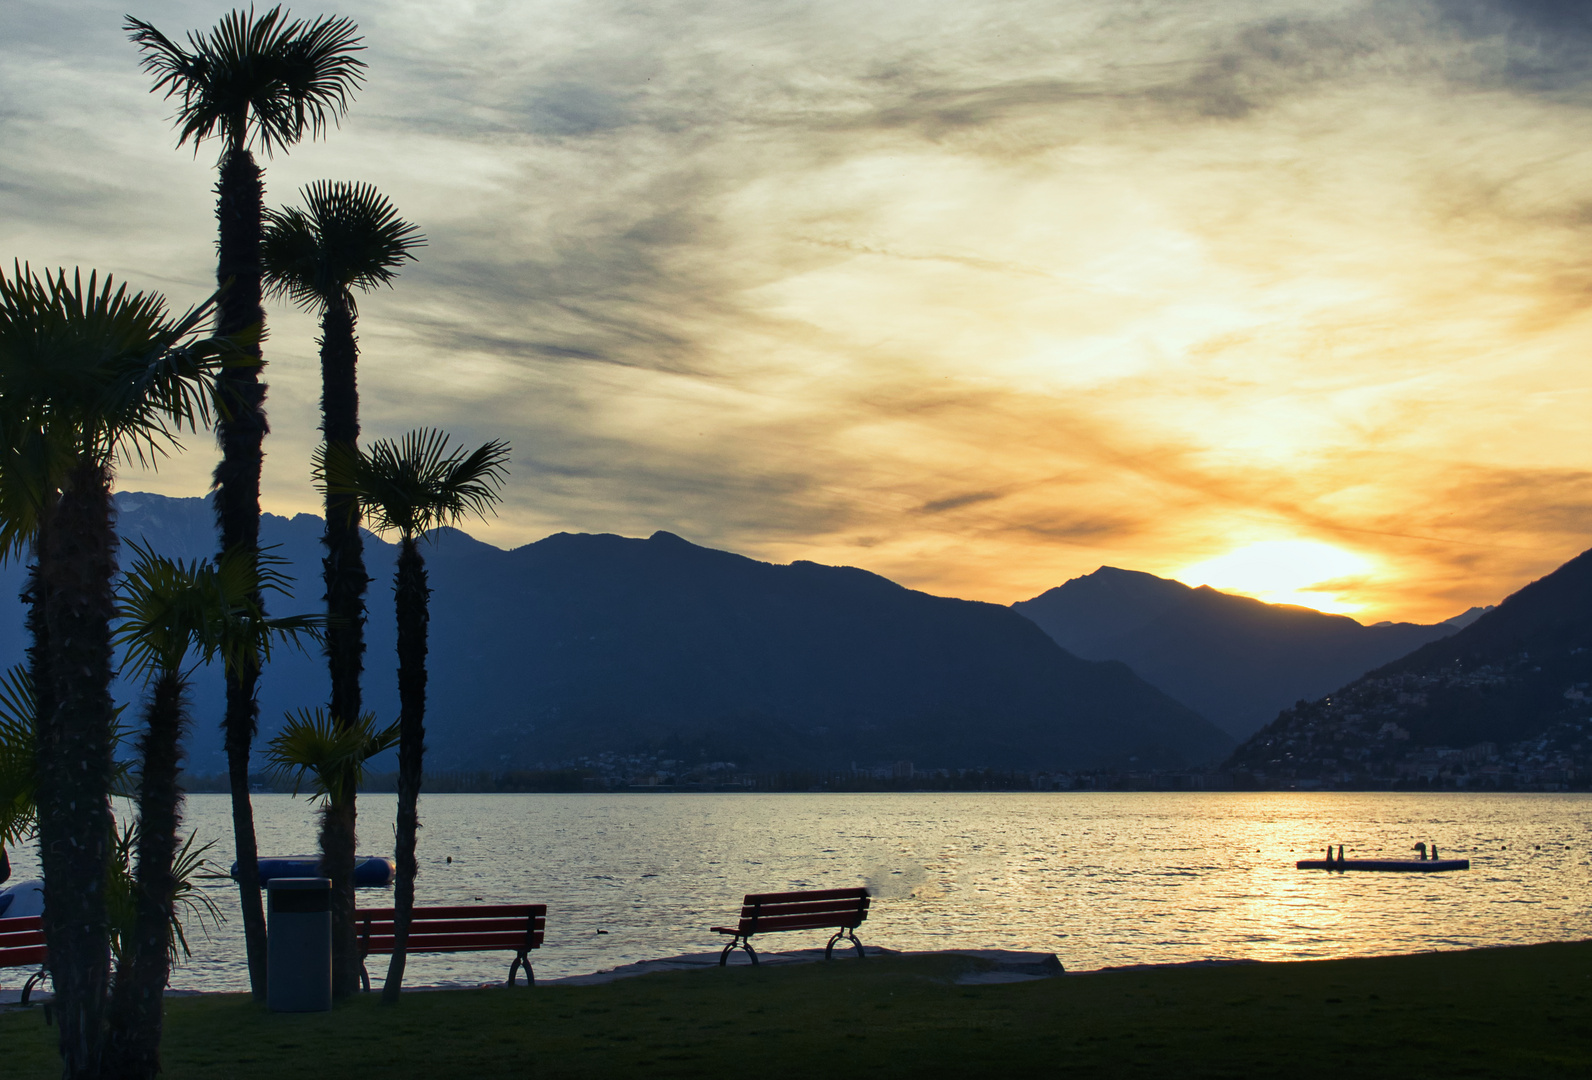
108;544;319;1079
265;707;398;955
126;6;365;998
262;181;422;995
0;263;229;1080
265;707;399;804
318;429;509;1001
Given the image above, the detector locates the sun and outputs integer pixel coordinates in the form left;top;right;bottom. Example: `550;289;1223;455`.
1172;540;1372;615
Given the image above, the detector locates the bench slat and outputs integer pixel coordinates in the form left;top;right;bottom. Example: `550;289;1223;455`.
0;916;43;932
740;898;869;919
0;931;45;948
743;888;868;905
364;942;540;957
362;932;544;955
357;904;542;922
0;945;47;966
358;917;543;937
734;913;865;934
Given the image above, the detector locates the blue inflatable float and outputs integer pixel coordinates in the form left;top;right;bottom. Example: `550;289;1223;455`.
231;856;396;888
0;879;44;919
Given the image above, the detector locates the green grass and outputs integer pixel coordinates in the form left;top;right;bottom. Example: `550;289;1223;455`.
6;941;1590;1078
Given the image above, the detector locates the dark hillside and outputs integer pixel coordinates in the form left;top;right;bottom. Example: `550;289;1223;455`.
0;495;1232;774
1227;546;1592;786
1015;567;1457;740
421;529;1233;771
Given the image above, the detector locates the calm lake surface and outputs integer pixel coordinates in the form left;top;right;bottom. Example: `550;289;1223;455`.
7;791;1591;991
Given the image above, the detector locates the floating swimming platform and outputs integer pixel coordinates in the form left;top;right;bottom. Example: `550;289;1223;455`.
1297;857;1469;873
231;856;396;888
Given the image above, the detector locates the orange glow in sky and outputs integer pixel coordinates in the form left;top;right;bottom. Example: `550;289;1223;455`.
8;1;1592;626
1174;541;1374;615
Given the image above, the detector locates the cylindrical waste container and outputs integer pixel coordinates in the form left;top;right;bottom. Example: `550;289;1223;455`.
267;877;331;1012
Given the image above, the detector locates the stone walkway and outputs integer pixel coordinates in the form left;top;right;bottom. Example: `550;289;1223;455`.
0;948;1065;1011
0;986;50;1011
542;947;1064;986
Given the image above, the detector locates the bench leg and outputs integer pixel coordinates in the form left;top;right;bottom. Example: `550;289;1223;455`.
825;929;864;961
21;966;47;1006
360;963;371;993
507;952;534;987
718;936;758;967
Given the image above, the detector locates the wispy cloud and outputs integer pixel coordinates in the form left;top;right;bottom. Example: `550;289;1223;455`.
4;0;1591;622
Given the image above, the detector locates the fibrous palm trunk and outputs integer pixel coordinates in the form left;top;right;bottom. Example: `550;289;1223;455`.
108;671;188;1080
382;537;430;1002
23;551;53;792
34;464;118;1080
213;145;271;1001
318;293;367;998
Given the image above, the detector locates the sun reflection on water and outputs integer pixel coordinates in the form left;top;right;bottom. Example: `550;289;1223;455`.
9;791;1584;990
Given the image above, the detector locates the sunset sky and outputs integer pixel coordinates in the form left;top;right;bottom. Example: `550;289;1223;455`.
4;0;1590;623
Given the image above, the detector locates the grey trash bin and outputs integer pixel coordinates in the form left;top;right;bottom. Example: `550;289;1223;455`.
267;877;332;1012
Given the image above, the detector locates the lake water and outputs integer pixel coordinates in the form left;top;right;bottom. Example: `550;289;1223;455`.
5;791;1590;991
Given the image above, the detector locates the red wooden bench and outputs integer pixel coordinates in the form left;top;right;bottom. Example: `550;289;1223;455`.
0;915;48;1004
712;887;871;966
355;904;546;990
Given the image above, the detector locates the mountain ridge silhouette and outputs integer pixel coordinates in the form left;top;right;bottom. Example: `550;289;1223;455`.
0;494;1233;774
1013;567;1468;739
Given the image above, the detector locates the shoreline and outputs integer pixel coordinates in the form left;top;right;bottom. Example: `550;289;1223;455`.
12;937;1582;1009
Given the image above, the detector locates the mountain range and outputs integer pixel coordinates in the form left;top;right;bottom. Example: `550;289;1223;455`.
0;493;1234;775
1013;568;1484;740
1226;546;1592;786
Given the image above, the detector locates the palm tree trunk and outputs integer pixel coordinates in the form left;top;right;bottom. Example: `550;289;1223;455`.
34;464;118;1080
108;671;188;1080
214;145;271;1000
23;550;53;787
382;538;429;1002
318;293;367;998
316;785;359;995
320;295;366;727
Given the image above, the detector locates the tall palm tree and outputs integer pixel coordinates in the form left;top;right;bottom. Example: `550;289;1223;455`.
0;263;229;1080
263;181;422;995
108;545;319;1080
126;6;365;998
317;430;509;1001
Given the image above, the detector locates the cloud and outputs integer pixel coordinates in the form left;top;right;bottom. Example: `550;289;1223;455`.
918;490;1005;514
7;0;1592;625
1436;0;1592;93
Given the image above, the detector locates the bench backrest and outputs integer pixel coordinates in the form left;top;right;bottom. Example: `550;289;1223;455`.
0;915;46;967
735;888;870;935
355;904;545;957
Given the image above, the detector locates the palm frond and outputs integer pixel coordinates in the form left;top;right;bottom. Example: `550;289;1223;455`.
168;832;226;960
263;181;424;314
107;822;139;966
126;7;366;157
115;540;323;684
315;429;511;540
0;433;65;564
115;542;217;679
210;544;325;675
0;665;37;848
265;708;398;804
0;263;237;503
105;824;224;964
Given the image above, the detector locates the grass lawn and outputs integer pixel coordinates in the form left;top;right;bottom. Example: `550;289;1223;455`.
5;941;1589;1078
